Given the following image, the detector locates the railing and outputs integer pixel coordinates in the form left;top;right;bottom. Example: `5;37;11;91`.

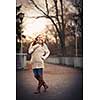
16;53;83;69
46;56;83;68
16;53;27;69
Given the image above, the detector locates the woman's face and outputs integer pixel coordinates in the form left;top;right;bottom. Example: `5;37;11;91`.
37;35;46;44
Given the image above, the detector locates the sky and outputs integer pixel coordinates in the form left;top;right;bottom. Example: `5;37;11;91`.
17;0;52;39
16;0;79;40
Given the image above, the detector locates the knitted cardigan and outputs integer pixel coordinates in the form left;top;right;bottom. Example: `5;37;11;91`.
28;43;50;69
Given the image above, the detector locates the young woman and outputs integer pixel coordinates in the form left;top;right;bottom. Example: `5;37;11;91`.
28;34;50;94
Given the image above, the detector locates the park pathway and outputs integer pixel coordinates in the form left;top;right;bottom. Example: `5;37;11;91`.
17;64;82;100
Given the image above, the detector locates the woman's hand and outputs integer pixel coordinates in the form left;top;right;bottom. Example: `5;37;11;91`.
41;56;45;60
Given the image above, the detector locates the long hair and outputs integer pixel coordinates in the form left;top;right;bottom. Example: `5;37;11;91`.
32;40;37;46
34;36;44;46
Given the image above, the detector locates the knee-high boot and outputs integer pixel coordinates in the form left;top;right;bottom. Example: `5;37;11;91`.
39;75;48;92
43;81;48;92
34;75;48;93
34;75;41;94
34;75;44;94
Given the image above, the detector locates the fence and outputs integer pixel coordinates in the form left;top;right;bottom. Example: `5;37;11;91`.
16;53;82;69
16;53;27;69
46;56;83;68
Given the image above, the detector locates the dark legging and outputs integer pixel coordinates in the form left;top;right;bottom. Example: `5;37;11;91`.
33;68;48;92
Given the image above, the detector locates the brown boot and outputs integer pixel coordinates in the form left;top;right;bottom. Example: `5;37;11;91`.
34;76;42;94
43;82;48;92
34;90;40;94
34;80;43;94
39;75;48;92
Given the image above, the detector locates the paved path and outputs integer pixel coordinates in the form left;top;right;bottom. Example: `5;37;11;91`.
17;64;82;100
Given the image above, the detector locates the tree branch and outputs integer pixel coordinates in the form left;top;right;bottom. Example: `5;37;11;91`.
53;0;61;31
60;0;64;32
36;15;57;19
25;15;56;19
45;0;49;15
30;0;47;15
30;0;60;33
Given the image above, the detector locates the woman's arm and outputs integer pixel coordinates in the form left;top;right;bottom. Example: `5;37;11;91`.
42;44;50;60
28;43;39;54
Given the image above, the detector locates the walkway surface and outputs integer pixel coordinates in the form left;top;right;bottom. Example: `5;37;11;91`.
17;64;83;100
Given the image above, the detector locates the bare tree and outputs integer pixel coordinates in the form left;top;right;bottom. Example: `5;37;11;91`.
28;0;78;55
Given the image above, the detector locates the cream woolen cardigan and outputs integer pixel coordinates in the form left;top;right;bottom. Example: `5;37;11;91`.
28;43;50;69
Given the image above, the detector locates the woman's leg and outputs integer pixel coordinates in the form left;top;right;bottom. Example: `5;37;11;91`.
40;75;48;92
33;68;48;93
37;68;44;92
33;69;39;81
38;69;48;92
33;69;41;94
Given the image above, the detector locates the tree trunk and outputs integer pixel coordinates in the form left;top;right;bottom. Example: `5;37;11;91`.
59;31;65;56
